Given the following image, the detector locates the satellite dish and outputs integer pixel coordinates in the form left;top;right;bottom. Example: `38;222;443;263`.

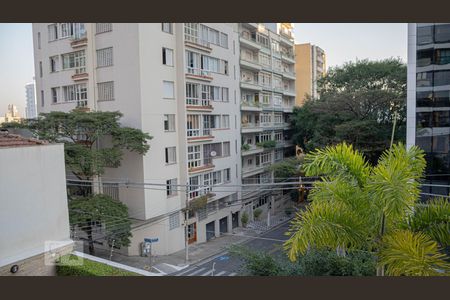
210;151;217;157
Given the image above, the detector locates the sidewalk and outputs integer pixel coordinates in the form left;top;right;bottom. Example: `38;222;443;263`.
77;211;292;275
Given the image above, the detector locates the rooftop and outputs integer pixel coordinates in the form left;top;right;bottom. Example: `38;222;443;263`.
0;131;47;148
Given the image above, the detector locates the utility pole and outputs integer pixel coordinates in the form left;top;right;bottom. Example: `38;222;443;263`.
184;181;189;263
390;111;399;149
109;239;115;261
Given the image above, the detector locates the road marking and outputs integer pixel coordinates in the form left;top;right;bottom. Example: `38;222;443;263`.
200;270;213;276
174;267;195;276
228;272;237;276
183;267;206;276
215;271;226;276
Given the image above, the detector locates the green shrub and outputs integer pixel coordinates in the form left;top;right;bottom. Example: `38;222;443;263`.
241;212;249;227
56;255;141;276
253;208;263;220
241;144;251;151
256;140;277;148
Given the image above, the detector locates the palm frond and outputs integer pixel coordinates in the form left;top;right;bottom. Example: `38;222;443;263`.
303;142;371;187
284;201;370;261
409;198;450;247
379;229;450;276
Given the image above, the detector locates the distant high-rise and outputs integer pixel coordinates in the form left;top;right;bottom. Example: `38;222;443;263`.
294;43;326;106
25;82;37;119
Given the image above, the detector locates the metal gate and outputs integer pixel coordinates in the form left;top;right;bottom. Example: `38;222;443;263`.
206;221;215;241
219;217;228;234
232;212;239;229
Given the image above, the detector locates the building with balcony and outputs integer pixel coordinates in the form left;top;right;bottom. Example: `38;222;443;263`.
25;82;37;119
32;23;242;256
407;23;450;197
239;23;296;220
294;43;326;106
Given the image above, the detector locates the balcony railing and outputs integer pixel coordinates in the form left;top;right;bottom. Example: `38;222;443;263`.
241;101;262;108
186;97;212;107
185;33;211;49
187;128;213;138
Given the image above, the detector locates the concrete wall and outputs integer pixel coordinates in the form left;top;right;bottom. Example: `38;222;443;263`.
406;23;417;149
295;43;312;106
0;143;72;273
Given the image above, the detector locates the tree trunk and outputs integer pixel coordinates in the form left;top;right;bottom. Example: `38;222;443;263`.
86;221;95;255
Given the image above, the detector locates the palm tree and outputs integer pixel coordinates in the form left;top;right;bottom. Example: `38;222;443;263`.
284;143;450;276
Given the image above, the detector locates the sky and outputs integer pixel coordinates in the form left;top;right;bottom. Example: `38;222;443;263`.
0;23;407;116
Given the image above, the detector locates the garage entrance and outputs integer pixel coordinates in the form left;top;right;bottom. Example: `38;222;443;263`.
206;221;215;241
232;212;239;229
219;216;228;234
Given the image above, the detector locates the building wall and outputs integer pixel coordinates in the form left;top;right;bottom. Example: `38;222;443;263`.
295;43;312;106
406;23;417;149
31;23;242;256
25;82;37;119
0;144;72;270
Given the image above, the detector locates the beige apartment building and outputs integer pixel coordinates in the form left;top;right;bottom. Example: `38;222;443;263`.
295;43;326;106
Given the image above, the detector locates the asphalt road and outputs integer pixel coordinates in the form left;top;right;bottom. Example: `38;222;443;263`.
171;220;291;276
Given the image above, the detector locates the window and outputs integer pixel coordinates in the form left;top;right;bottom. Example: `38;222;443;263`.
224;168;231;183
167;179;178;197
162;47;174;66
222;88;229;102
162;23;173;34
434;90;450;107
223;142;230;157
51;87;59;103
436;48;450;65
259;152;272;165
96;23;112;34
48;24;58;41
163;81;175;99
165;147;177;164
435;24;450;43
40;90;44;107
49;56;59;72
169;212;180;229
275;149;283;161
98;81;114;101
60;23;71;38
259;52;271;66
434;70;450;86
97;47;113;67
62;50;86;73
275;131;283;142
187;114;200;137
39;61;43;78
62;83;87;102
416;71;433;87
417;49;434;67
220;32;228;48
222;115;230;128
37;32;41;49
417;26;434;45
188;145;201;168
164;114;175;131
213;171;222;185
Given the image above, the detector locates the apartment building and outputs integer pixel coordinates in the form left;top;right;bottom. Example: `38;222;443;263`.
295;43;326;106
238;23;296;219
32;23;242;256
407;23;450;197
25;82;37;119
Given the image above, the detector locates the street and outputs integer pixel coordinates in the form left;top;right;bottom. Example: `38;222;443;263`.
170;220;291;276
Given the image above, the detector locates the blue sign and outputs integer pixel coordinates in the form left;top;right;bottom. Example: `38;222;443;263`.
218;255;229;261
144;238;159;243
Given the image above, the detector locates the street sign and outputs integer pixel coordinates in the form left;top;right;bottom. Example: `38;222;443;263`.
144;238;159;243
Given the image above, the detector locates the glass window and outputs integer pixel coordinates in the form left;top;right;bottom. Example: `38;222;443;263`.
434;24;450;43
164;114;175;131
165;147;177;164
417;48;434;67
48;24;58;41
169;212;180;229
416;112;433;128
96;23;112;34
434;70;450;86
416;91;433;107
434;90;450;107
98;81;114;101
51;87;59;103
416;71;433;87
417;26;434;45
435;48;450;65
433;111;450;127
97;47;113;67
162;47;174;66
162;23;173;34
167;179;178;197
163;81;175;99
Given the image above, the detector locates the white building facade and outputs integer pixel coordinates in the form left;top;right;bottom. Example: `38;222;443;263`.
25;82;37;119
32;23;242;256
239;23;296;220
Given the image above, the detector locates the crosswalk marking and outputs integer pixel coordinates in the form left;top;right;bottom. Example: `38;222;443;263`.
183;267;206;276
215;271;226;276
200;270;213;276
228;272;237;276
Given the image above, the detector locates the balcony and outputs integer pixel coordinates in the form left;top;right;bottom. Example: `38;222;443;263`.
72;72;88;81
281;52;295;64
240;57;261;72
187;129;214;143
283;88;296;97
241;122;263;133
70;37;88;49
282;69;296;80
184;34;212;53
279;32;294;46
239;35;262;51
188;162;215;174
241;144;264;156
240;80;262;92
242;164;266;177
186;98;213;112
75;100;89;111
241;101;262;112
186;68;213;82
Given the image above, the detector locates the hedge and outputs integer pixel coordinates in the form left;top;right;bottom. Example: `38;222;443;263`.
56;254;141;276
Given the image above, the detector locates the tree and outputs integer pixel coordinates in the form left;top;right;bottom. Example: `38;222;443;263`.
284;143;450;276
267;157;303;182
5;110;152;254
291;58;406;164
